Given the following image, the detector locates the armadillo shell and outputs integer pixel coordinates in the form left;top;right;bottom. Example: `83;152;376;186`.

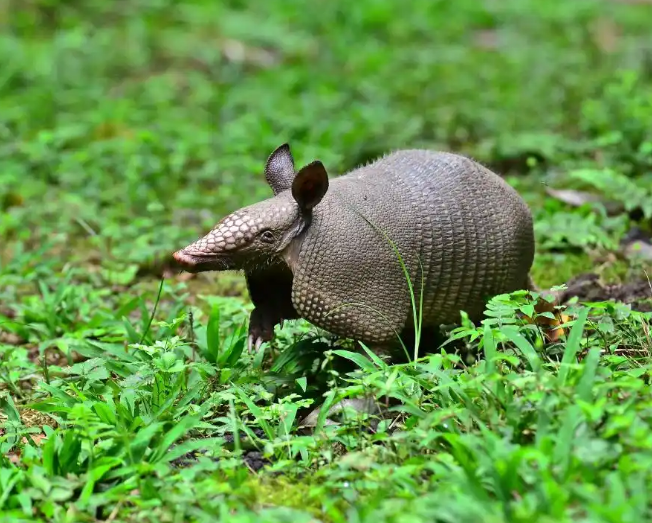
290;150;535;346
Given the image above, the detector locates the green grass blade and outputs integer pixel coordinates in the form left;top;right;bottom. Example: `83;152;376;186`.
139;278;165;344
483;323;497;376
233;384;274;440
558;306;590;387
576;347;601;402
206;305;221;365
501;326;541;372
331;349;379;372
553;404;582;482
150;415;201;463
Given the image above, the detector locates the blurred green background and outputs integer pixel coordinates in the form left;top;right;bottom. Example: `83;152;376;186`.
2;0;651;291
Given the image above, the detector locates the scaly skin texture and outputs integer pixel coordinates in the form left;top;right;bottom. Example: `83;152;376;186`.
172;144;535;353
291;150;534;347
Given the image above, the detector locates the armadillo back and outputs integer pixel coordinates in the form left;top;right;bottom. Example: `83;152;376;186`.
291;150;535;345
377;150;535;325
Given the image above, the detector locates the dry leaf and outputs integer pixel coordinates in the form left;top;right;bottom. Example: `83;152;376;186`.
545;187;602;207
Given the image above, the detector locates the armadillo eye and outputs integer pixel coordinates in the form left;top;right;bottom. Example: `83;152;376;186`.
260;230;275;243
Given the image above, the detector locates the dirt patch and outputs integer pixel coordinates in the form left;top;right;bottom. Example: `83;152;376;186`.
26;345;87;366
0;306;16;319
560;272;652;312
0;330;25;345
169;428;271;471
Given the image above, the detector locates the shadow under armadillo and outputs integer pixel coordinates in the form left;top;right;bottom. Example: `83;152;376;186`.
375;324;479;365
297;323;482;430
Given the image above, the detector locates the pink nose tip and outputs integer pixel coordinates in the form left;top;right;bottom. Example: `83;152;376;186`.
172;249;197;267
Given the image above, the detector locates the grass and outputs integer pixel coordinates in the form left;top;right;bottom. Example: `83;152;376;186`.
1;0;652;521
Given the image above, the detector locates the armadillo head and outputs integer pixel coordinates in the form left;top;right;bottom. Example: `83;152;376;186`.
172;144;329;273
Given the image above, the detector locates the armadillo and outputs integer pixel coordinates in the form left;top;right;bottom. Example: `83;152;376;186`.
172;143;536;354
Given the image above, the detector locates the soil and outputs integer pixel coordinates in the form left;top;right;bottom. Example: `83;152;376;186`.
169;428;271;472
560;272;652;312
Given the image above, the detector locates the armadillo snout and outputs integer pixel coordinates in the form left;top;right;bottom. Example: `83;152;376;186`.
171;249;207;273
172;249;198;268
171;247;235;273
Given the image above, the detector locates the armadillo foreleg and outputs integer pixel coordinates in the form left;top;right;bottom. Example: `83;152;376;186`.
245;264;298;352
247;306;282;352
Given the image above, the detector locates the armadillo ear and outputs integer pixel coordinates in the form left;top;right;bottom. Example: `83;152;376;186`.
292;160;329;212
265;143;295;195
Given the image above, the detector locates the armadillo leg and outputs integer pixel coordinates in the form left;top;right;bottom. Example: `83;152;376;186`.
245;264;298;351
247;306;279;352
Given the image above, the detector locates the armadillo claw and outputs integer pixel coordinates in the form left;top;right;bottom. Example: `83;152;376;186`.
247;335;265;354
